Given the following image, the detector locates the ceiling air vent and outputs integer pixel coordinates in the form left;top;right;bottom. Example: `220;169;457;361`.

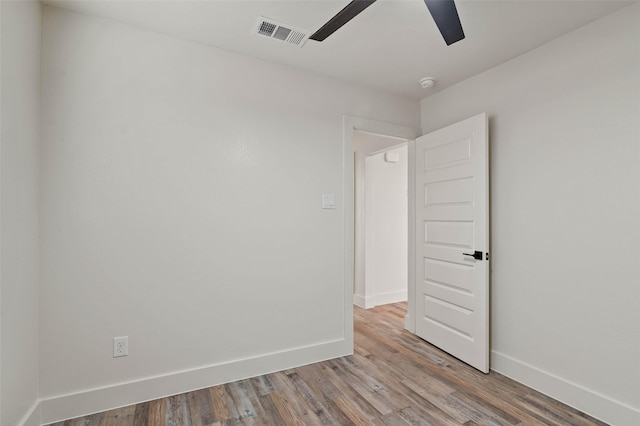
254;16;309;47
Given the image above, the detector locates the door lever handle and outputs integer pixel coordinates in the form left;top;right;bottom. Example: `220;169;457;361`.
463;251;483;260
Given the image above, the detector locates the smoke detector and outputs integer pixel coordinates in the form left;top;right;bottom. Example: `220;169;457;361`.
254;17;310;47
420;77;436;89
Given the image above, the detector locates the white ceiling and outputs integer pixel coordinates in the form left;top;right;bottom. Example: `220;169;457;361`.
44;0;633;99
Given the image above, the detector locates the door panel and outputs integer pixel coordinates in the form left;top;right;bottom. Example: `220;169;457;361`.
414;113;489;373
425;221;474;247
426;178;474;205
424;138;471;168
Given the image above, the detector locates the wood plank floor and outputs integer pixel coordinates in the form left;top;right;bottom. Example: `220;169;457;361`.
49;303;608;426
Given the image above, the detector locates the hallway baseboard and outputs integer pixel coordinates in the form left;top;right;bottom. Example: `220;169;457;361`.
353;290;407;309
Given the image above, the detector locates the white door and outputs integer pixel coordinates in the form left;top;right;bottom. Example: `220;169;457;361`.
414;113;489;373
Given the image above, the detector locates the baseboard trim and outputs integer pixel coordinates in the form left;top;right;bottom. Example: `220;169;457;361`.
18;400;41;426
353;290;407;309
492;350;640;426
39;338;349;425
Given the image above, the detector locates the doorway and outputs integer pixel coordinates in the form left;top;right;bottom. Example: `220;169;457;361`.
353;131;408;309
342;115;422;342
341;116;420;347
342;114;489;374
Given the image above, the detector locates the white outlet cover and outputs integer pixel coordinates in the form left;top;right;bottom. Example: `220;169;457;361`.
113;336;129;357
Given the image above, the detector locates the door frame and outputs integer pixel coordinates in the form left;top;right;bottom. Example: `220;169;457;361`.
342;115;421;347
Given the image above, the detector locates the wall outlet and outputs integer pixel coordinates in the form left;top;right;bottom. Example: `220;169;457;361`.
113;336;128;357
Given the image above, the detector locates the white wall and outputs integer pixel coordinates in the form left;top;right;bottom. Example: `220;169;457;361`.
38;6;419;422
421;4;640;425
0;2;42;426
353;131;409;308
362;145;407;307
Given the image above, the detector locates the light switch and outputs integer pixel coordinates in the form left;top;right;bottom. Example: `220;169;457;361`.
322;194;336;209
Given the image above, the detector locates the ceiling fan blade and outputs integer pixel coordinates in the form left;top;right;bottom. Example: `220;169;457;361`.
310;0;377;42
424;0;465;45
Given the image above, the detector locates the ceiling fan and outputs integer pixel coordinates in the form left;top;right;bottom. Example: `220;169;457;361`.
309;0;465;46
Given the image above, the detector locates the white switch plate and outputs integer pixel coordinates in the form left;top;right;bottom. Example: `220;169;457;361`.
322;194;336;209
